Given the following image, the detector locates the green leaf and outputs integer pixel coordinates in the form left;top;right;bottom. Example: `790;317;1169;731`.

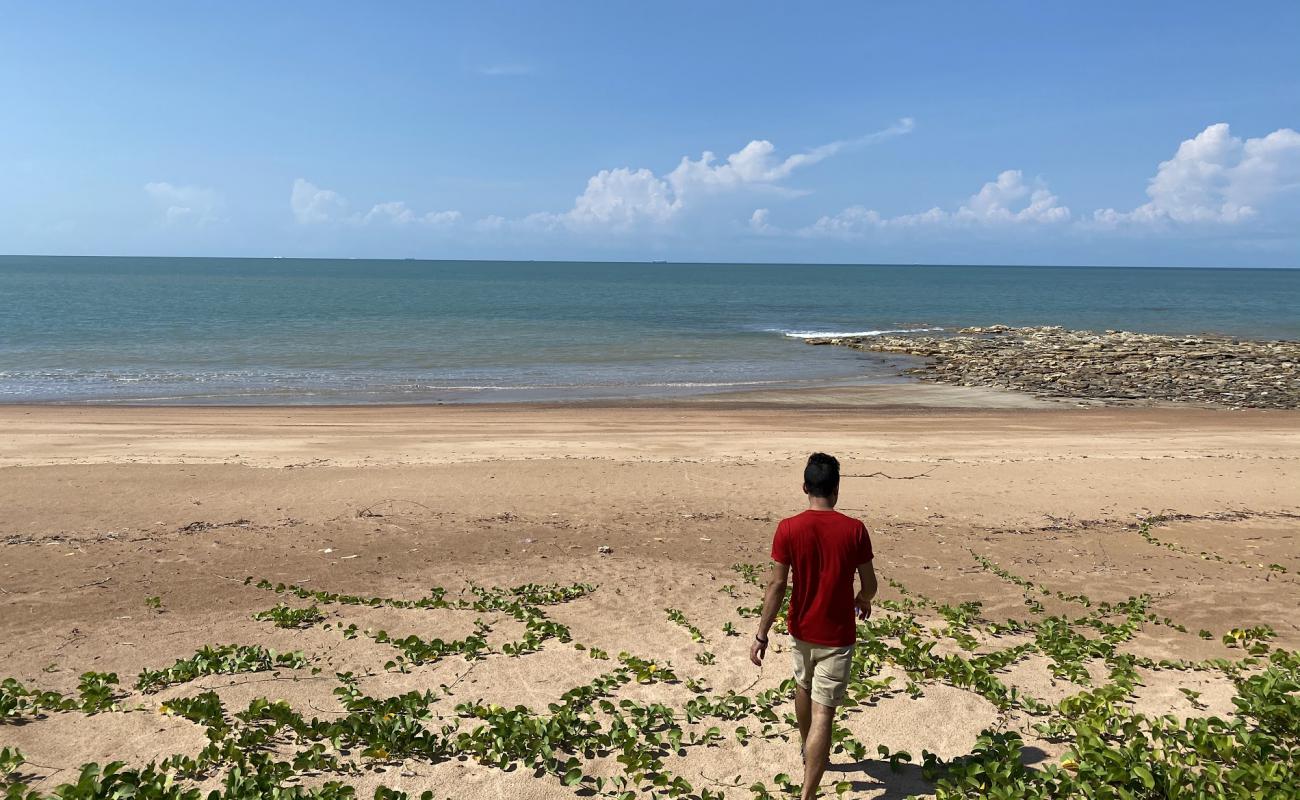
1133;765;1155;789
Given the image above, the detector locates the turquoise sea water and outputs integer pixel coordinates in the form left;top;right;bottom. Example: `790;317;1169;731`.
1;256;1297;404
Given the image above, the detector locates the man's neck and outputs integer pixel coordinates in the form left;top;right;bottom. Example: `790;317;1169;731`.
807;498;836;511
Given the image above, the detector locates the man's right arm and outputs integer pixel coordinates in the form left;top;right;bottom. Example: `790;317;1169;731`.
855;560;877;620
750;561;789;666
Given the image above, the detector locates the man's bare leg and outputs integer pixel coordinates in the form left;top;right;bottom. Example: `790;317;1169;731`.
795;684;812;750
801;700;835;800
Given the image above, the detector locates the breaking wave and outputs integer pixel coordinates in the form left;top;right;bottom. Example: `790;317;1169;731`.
771;327;945;339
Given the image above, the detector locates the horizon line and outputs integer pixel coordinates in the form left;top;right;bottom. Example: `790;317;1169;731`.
2;253;1298;271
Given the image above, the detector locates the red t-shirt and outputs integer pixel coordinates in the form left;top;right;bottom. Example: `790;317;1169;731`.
771;509;873;647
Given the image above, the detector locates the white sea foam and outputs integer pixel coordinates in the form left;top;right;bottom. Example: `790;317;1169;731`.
773;327;944;339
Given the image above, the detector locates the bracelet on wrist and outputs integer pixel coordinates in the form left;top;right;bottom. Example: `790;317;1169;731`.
755;634;769;644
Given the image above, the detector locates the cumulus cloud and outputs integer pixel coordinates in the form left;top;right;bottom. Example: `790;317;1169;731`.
550;119;915;230
277;121;1294;251
362;201;416;225
804;124;1299;239
566;167;679;228
291;178;349;224
958;170;1070;224
805;169;1069;236
421;209;462;226
1094;123;1300;226
805;205;884;236
144;181;221;225
360;202;462;227
291;180;460;228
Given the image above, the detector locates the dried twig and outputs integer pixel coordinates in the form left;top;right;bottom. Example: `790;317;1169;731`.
700;772;744;789
844;467;938;480
210;673;333;690
356;499;435;518
178;519;251;534
441;660;480;694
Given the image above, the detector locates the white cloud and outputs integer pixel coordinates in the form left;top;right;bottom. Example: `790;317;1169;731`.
276;121;1294;252
1094;123;1300;226
518;211;563;231
421;209;462;227
552;119;914;230
805;169;1069;236
363;201;416;225
806;124;1299;239
665;118;914;200
806;205;884;236
144;181;221;225
882;207;948;228
955;170;1070;224
291;178;348;224
359;203;461;227
292;180;460;228
567;167;679;228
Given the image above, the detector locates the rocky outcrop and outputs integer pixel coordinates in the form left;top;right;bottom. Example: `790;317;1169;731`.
804;326;1300;409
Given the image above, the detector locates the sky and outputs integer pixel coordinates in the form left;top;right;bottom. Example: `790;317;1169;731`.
2;2;1298;266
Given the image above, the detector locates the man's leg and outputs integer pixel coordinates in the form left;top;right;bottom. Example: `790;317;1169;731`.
802;644;852;798
791;640;813;755
800;700;835;800
795;683;812;749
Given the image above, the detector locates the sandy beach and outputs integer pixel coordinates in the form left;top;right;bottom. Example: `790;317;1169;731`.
2;399;1298;798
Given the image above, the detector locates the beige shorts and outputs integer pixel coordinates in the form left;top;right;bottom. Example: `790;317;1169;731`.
791;637;854;708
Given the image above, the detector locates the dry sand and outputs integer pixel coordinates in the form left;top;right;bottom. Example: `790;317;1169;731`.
1;400;1297;797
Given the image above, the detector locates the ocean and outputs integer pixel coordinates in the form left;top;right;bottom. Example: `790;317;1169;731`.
1;256;1297;404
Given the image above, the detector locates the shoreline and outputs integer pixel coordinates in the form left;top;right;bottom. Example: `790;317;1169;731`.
0;380;1051;412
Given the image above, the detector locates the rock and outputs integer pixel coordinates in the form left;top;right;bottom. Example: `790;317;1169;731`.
808;325;1300;409
957;324;1011;335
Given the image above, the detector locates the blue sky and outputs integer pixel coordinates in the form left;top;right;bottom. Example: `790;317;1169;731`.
2;2;1298;266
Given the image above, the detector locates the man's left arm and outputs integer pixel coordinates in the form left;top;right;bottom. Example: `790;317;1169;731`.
855;560;877;620
750;561;789;666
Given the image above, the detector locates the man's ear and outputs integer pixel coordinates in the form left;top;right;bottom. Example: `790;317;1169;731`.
802;483;810;495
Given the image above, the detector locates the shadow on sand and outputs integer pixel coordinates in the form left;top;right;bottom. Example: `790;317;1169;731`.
826;746;1049;798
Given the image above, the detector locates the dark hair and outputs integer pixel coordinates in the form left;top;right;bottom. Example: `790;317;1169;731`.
803;452;840;498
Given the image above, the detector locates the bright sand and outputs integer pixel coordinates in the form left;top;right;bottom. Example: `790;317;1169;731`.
1;398;1297;797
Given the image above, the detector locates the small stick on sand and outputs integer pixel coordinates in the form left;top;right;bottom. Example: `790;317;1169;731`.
355;498;436;518
844;467;937;480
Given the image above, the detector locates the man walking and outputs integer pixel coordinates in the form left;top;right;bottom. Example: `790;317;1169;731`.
750;452;877;800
